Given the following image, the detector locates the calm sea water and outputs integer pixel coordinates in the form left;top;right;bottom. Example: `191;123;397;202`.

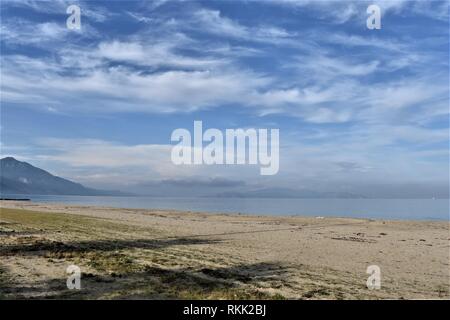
3;195;449;220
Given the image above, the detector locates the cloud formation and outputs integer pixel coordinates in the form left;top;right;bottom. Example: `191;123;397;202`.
1;0;448;197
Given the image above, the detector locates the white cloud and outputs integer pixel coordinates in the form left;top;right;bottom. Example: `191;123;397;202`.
2;47;447;126
195;9;248;39
288;54;380;80
3;1;444;124
0;17;99;48
267;0;448;22
0;51;267;113
96;39;226;69
187;8;297;45
1;21;69;44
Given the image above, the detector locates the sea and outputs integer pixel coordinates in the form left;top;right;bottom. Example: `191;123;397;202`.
2;195;449;221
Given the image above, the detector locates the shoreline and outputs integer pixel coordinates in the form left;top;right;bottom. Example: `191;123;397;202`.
1;198;448;222
1;200;449;299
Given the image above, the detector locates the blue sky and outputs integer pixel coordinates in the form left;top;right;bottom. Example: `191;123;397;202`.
1;0;449;197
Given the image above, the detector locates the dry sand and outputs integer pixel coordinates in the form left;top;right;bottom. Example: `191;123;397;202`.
0;200;449;299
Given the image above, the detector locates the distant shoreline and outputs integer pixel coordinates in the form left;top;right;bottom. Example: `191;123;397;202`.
0;196;448;221
0;199;449;223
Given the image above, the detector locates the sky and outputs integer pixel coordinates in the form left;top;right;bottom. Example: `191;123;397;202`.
0;0;449;198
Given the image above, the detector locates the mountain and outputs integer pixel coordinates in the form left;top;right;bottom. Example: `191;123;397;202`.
0;157;127;196
215;187;365;199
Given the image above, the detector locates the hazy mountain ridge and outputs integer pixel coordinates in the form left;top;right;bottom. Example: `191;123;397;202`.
0;157;127;196
1;157;369;198
126;180;366;198
215;187;365;199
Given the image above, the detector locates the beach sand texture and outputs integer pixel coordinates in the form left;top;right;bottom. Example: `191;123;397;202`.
0;201;449;299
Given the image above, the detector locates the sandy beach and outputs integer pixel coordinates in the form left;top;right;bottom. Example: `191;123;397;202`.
0;200;449;299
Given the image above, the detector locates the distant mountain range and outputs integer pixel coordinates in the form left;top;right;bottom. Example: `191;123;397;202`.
127;180;366;198
0;157;128;196
0;157;366;198
215;188;365;199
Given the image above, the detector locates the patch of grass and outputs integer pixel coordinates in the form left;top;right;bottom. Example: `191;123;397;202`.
0;208;154;238
271;293;286;300
437;285;449;298
302;287;331;299
84;251;141;275
112;266;274;299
